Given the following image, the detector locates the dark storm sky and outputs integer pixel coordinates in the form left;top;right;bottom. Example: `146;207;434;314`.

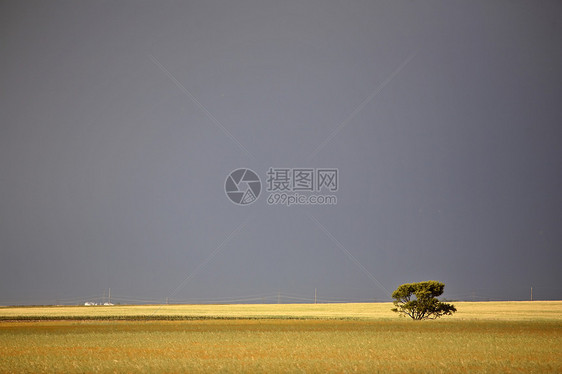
1;1;561;305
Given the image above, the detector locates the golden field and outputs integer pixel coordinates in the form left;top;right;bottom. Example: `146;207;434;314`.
0;301;560;373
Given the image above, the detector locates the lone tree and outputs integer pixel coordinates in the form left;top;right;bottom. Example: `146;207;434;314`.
391;280;456;320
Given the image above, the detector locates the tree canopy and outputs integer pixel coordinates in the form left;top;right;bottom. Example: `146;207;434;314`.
391;281;456;320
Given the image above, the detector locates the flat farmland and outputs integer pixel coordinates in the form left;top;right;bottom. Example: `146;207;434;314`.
0;302;560;373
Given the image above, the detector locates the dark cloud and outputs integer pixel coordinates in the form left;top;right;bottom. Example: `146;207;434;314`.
1;0;561;305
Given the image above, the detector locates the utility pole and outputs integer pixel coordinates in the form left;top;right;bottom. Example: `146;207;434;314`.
314;288;317;304
108;288;111;304
530;286;533;301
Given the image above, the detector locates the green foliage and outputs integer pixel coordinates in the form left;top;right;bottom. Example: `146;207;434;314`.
391;281;457;320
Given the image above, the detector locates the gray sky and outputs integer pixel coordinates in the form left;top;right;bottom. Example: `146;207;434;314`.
1;0;561;305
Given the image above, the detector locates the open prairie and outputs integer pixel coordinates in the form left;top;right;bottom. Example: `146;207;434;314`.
1;301;560;373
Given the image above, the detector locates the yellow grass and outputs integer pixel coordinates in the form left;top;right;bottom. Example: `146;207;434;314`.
1;302;561;373
1;301;560;321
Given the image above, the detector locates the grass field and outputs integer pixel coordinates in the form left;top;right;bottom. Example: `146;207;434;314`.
1;301;561;373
